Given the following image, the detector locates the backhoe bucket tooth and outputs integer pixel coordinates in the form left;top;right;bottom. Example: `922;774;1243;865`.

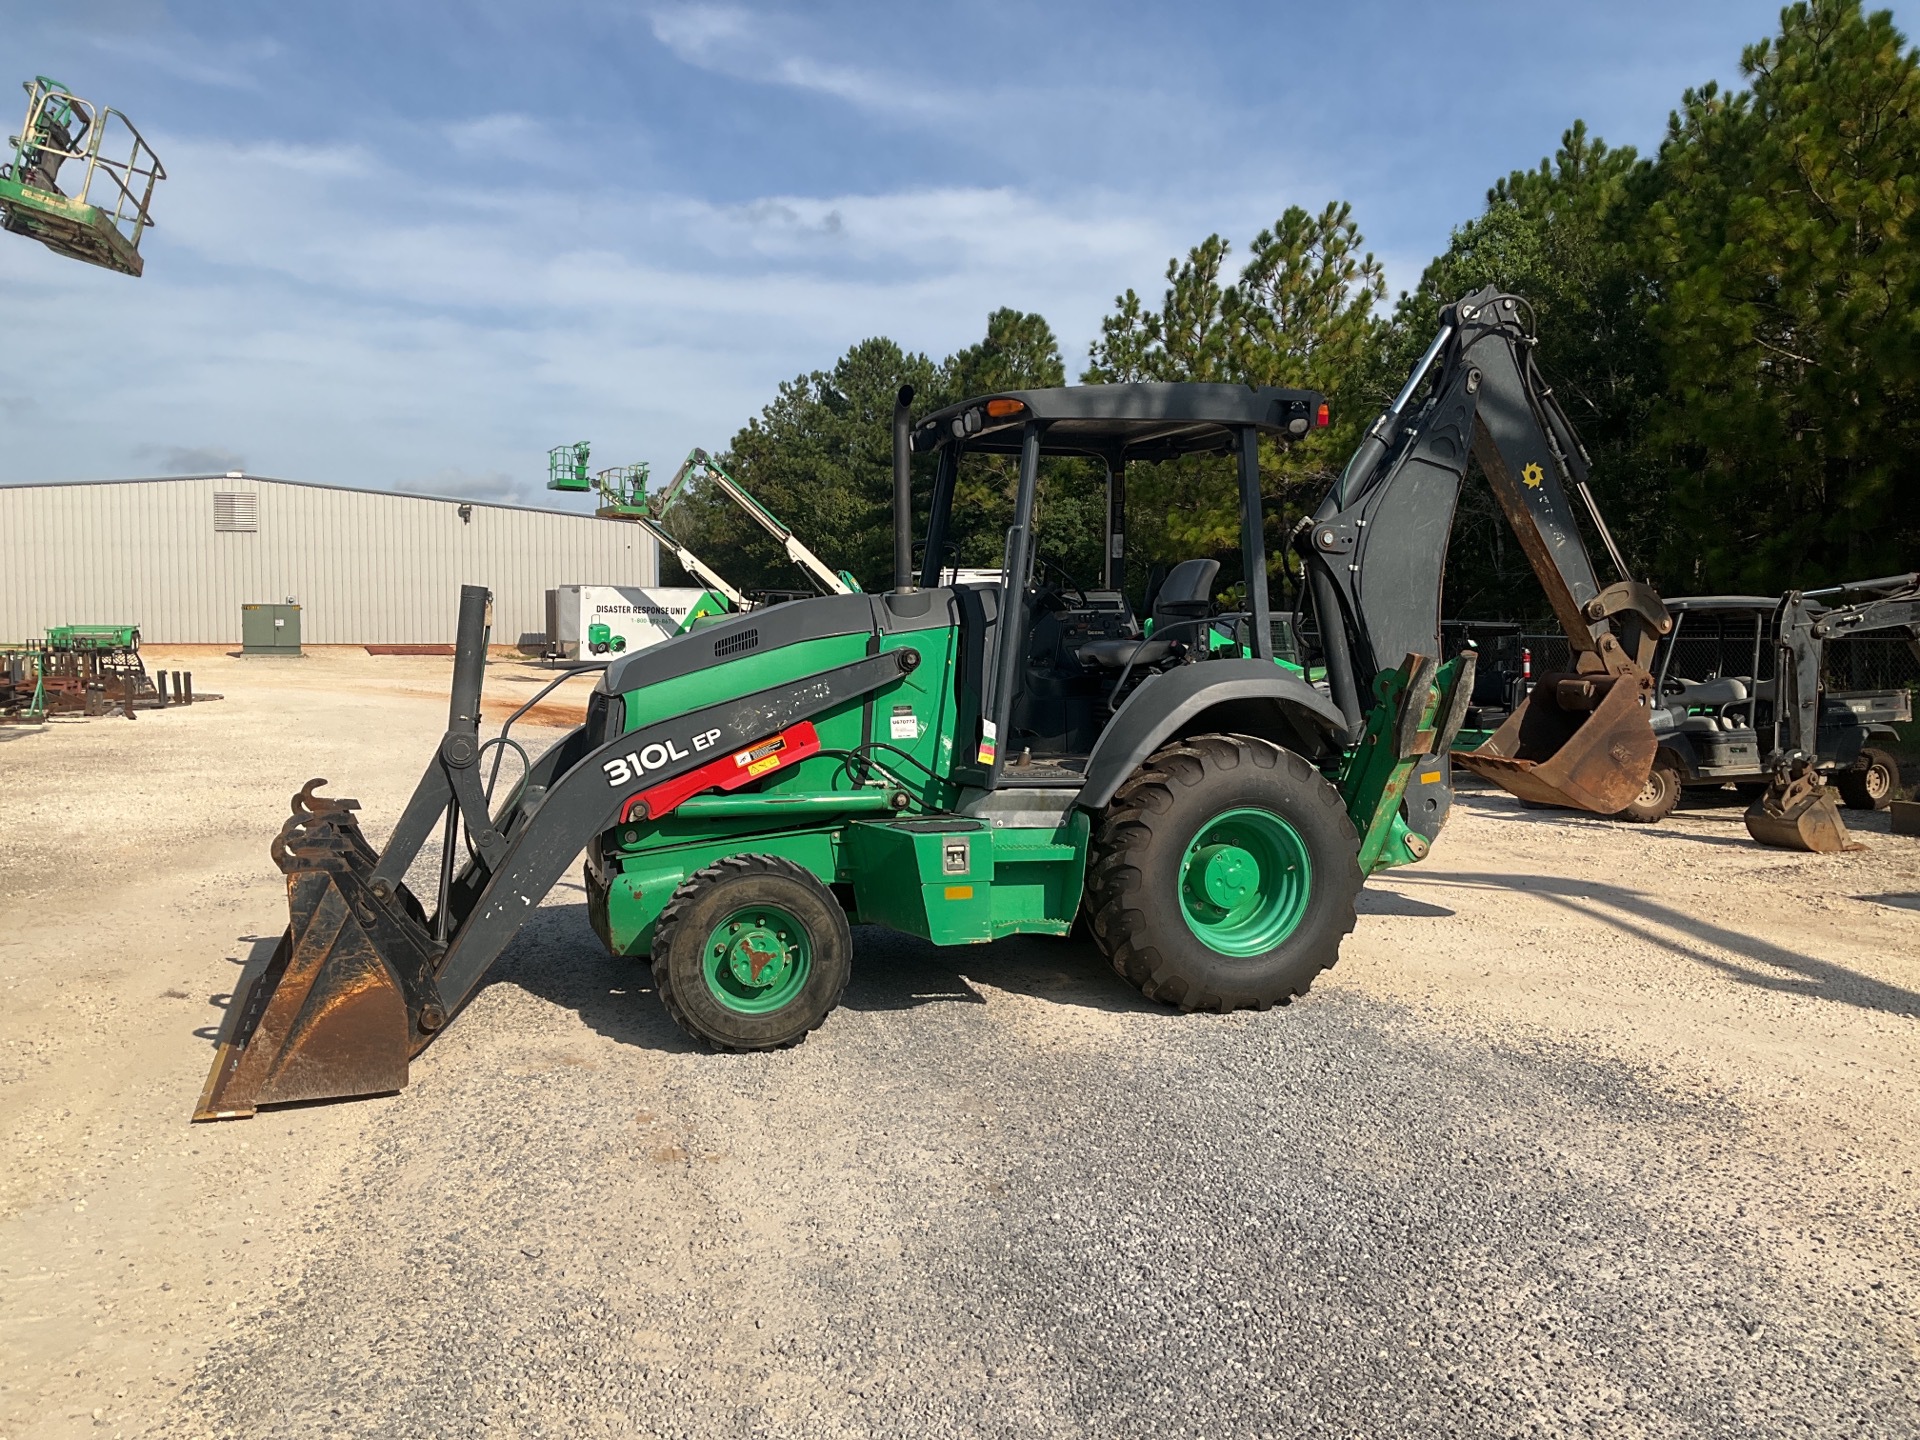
1745;771;1856;854
1453;671;1656;815
194;781;444;1121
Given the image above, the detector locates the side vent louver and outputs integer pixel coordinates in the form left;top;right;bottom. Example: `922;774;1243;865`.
213;491;258;532
713;628;760;659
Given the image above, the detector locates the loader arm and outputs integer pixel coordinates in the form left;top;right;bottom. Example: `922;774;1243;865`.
195;585;916;1119
1299;288;1670;816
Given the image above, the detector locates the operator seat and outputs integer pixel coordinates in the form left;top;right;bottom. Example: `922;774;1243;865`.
1077;558;1219;669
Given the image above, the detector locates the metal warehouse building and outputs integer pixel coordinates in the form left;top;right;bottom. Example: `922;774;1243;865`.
0;475;658;647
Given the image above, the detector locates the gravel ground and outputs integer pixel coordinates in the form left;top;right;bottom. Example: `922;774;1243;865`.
175;926;1917;1439
3;647;1918;1439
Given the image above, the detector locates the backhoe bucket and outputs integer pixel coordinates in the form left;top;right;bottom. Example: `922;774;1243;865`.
1454;671;1656;815
1744;770;1856;854
194;782;442;1120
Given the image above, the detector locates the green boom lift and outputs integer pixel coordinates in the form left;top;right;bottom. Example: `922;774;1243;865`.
583;455;748;611
1;77;163;275
196;289;1666;1119
550;445;859;608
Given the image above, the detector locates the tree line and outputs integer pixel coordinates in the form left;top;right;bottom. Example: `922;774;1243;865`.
669;0;1918;618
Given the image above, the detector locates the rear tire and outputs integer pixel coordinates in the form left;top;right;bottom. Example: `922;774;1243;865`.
1085;733;1360;1013
1613;757;1681;824
652;855;851;1051
1836;748;1899;811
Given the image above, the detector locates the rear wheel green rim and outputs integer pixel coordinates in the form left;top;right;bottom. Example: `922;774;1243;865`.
1178;807;1312;956
702;904;812;1014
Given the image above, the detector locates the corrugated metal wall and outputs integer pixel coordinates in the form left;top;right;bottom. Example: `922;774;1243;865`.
0;477;658;645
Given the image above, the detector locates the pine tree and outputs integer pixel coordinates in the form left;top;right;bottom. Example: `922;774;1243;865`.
1648;0;1920;591
1374;123;1661;618
1084;203;1385;599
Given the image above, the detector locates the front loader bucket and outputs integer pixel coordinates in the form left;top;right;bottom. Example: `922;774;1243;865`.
195;782;444;1121
1454;671;1656;815
1745;770;1857;854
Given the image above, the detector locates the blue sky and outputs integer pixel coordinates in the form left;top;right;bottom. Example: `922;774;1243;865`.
5;1;1913;506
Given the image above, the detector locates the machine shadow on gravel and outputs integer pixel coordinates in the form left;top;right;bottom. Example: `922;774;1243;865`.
1451;788;1760;847
1408;870;1920;1018
1355;889;1456;918
489;897;1160;1058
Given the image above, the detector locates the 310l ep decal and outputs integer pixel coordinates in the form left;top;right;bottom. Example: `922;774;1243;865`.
601;727;724;786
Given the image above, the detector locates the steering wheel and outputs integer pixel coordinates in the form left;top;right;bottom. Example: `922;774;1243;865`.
1032;557;1088;612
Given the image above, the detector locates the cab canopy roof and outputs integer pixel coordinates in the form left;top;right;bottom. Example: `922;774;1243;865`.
912;382;1325;463
1664;596;1781;614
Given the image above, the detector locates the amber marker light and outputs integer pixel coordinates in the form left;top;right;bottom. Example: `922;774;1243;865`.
984;398;1027;418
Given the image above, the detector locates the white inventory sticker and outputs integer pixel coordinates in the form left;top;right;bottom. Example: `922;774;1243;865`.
889;704;919;741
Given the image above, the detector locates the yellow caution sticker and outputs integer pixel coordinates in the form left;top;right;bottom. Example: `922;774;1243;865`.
733;735;786;769
1522;461;1544;489
944;885;974;901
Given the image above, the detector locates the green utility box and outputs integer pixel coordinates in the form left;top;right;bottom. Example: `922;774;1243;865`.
844;815;1088;945
241;603;302;656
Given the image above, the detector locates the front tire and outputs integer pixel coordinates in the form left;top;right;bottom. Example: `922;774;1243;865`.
1085;734;1361;1013
1613;757;1682;823
1836;748;1899;811
652;855;852;1050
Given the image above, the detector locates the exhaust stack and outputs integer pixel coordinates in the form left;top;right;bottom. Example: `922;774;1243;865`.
892;384;915;592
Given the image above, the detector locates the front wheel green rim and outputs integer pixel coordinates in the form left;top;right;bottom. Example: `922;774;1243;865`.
702;904;813;1014
1178;807;1313;956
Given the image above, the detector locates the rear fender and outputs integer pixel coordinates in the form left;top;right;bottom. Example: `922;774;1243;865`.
1078;660;1348;812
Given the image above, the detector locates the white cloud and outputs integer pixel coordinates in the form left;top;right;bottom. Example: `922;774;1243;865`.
645;3;965;120
77;31;283;92
442;114;550;162
0;90;1320;498
135;443;246;475
400;468;529;504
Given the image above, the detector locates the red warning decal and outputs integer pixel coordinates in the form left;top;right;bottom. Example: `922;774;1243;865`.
621;721;821;823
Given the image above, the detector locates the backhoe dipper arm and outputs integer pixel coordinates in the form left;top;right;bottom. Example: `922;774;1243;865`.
1769;575;1920;763
1300;287;1668;729
691;448;854;596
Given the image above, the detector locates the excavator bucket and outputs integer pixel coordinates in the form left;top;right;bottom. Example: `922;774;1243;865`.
1744;769;1857;854
194;782;440;1120
1453;671;1656;815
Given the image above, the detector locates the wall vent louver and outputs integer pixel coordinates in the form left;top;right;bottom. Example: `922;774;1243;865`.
213;491;258;532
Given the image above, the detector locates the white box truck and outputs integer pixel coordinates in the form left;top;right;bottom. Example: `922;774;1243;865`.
546;585;725;659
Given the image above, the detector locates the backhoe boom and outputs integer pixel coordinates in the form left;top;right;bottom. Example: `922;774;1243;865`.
1299;287;1670;816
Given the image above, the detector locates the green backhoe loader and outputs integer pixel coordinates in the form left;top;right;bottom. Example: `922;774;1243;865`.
196;289;1666;1119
